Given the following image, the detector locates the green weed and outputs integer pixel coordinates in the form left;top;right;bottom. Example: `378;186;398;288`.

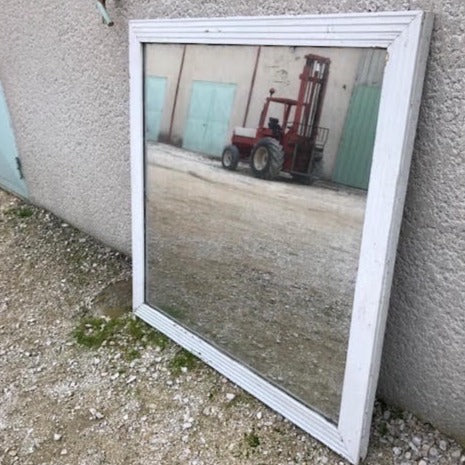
72;317;124;348
169;348;200;375
5;206;34;218
127;317;169;350
244;431;260;448
72;315;170;356
126;348;141;361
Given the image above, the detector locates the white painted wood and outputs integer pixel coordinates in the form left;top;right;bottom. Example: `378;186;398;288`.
135;303;350;460
129;12;420;48
338;12;434;461
129;26;145;310
129;12;433;464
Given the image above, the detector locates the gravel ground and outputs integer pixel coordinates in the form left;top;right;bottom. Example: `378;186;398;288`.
145;143;366;421
0;188;464;465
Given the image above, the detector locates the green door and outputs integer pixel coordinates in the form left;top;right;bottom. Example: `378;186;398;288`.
183;81;236;157
332;49;385;190
145;76;167;142
0;82;27;197
332;85;382;190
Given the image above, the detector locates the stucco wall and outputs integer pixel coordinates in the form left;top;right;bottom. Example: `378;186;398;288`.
0;0;463;445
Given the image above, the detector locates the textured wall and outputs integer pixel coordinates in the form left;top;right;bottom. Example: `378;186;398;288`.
0;0;463;445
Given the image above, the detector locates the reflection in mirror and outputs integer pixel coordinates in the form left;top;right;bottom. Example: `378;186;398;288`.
144;43;386;422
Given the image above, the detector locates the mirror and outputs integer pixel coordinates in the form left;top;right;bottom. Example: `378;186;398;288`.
130;13;433;463
144;43;386;422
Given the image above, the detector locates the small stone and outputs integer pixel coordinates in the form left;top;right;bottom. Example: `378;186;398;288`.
257;411;263;420
182;422;193;430
409;441;419;452
89;408;104;420
429;446;439;457
418;460;427;465
225;393;235;402
412;435;422;447
404;451;411;460
451;450;462;459
420;444;430;456
126;375;137;384
393;446;402;456
60;449;68;456
439;440;448;451
383;410;391;420
53;433;62;441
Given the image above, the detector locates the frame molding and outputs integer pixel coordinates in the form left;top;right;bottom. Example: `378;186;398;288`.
129;11;433;464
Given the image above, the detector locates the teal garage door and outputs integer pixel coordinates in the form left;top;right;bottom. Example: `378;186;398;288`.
145;76;167;142
183;81;236;157
332;50;385;190
0;82;27;197
332;85;381;190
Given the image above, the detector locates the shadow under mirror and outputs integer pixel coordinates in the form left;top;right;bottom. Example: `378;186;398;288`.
143;43;386;422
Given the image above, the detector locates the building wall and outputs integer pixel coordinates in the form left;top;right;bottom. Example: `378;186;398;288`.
0;0;463;444
146;44;364;179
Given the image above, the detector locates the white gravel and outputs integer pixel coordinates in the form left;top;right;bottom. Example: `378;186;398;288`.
0;188;463;465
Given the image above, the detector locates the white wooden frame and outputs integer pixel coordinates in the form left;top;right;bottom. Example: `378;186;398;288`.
129;11;433;464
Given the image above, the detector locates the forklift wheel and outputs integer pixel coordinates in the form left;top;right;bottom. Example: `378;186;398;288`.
250;137;284;180
221;145;240;171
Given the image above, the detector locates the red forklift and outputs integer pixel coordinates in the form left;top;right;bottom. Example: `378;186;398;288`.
221;53;330;182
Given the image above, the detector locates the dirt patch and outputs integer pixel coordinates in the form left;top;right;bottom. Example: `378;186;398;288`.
145;143;366;421
91;280;132;319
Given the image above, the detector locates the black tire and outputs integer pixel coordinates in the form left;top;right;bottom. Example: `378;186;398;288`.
250;137;284;180
221;144;240;171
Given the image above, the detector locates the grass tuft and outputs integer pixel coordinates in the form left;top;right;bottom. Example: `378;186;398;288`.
127;317;169;350
72;315;170;357
244;431;260;448
5;206;34;218
72;317;124;349
169;348;200;375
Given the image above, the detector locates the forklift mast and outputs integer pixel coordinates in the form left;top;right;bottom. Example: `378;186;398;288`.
293;54;331;141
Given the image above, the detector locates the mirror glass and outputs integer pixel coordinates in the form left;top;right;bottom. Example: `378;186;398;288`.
143;43;386;422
